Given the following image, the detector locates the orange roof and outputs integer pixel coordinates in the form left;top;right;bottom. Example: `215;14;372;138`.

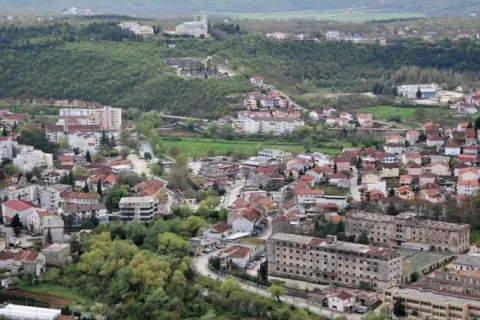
299;174;315;181
296;189;325;196
60;191;101;200
2;199;37;211
225;246;250;259
57;156;74;162
331;215;343;223
15;250;40;263
459;180;479;186
459;167;478;174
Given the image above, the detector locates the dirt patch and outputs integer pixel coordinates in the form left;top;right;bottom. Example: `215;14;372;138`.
4;289;72;308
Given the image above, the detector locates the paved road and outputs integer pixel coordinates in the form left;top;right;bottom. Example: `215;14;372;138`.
350;167;361;202
194;253;363;320
223;180;244;208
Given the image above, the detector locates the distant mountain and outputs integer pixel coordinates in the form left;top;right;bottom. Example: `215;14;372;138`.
1;0;479;17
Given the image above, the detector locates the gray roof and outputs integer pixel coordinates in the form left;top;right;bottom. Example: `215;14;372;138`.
453;254;480;268
389;286;480;306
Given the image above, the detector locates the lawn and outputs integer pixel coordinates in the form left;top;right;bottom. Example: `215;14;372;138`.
356;105;450;122
162;137;342;158
216;11;424;21
471;229;480;242
21;283;93;309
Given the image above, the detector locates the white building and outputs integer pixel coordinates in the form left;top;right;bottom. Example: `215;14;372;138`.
250;76;264;87
13;147;53;172
0;184;38;202
58;106;122;131
458;180;480;195
0;136;17;160
344;34;362;43
398;84;438;99
327;291;356;312
119;22;154;36
26;210;64;243
452;255;480;271
39;184;72;211
119;196;159;222
0;304;60;320
1;199;39;226
326;30;340;41
266;32;287;40
175;15;208;38
257;149;292;162
58;203;108;225
60;191;101;206
67;132;98;154
239;116;304;135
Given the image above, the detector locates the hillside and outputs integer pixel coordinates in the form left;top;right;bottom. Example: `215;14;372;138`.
1;0;479;17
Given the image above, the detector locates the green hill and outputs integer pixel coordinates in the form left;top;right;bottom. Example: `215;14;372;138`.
1;0;479;17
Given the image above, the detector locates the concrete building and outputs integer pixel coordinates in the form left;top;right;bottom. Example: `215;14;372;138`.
0;136;18;160
39;184;72;211
0;184;38;202
0;304;60;320
58;203;108;226
345;211;470;253
13;147;53;172
67;132;98;154
452;254;480;271
326;30;340;40
60;191;101;206
175;15;208;37
41;243;71;266
239;115;305;135
26;211;64;243
119;196;159;222
119;22;154;36
398;84;438;99
384;286;480;320
257;149;293;162
267;233;402;289
1;199;38;226
58;106;122;131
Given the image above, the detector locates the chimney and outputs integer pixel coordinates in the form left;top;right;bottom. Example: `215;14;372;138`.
326;235;337;245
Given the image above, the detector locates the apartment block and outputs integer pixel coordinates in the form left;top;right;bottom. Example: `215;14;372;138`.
257;149;293;162
345;211;470;253
384;286;480;320
267;233;402;289
119;196;159;222
58;106;122;131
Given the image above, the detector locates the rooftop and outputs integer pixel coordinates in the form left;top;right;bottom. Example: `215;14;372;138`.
119;196;156;204
388;286;480;306
402;251;453;276
453;254;480;268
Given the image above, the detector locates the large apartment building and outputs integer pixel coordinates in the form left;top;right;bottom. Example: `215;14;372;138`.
58;106;122;131
267;233;402;289
119;196;159;222
345;211;470;253
239;115;305;135
384;286;480;320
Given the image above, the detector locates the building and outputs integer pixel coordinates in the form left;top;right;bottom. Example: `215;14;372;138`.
14;251;45;276
452;254;480;271
344;33;363;43
67;132;98;154
118;22;154;36
0;304;60;320
0;136;17;160
1;199;39;226
267;233;402;289
266;32;287;40
326;30;340;41
327;291;356;312
398;84;438;99
384;286;480;320
39;184;72;211
58;106;122;131
13;147;53;172
257;149;292;162
250;76;264;87
119;196;159;222
58;203;108;226
345;211;470;253
60;191;101;206
175;15;208;38
239;115;305;135
0;184;38;203
458;180;480;196
41;243;71;266
26;211;64;243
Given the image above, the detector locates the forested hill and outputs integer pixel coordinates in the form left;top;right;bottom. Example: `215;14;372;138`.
0;0;479;16
2;22;480;117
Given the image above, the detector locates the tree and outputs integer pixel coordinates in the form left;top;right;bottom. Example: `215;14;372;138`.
83;181;90;193
169;146;180;158
393;298;406;317
475;116;480;130
97;179;103;198
258;260;268;284
106;185;129;211
100;130;109;146
219;276;239;298
357;231;370;244
68;171;75;186
388;188;395;197
416;87;422;99
119;147;130;160
11;213;23;237
333;163;337;173
46;228;53;244
414;107;425;120
1;127;7;137
410;270;420;282
268;284;286;302
386;203;399;216
144;152;152;161
86;150;92;163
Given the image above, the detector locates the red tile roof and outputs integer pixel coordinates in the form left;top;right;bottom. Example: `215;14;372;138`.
296;189;325;196
0;251;16;260
336;291;354;300
212;222;230;233
241;210;262;222
2;200;36;211
225;245;250;258
14;250;40;263
60;191;101;200
459;180;479;186
57;156;73;162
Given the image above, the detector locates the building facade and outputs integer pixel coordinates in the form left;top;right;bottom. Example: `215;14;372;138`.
267;233;402;289
257;149;293;162
119;196;159;222
345;211;470;253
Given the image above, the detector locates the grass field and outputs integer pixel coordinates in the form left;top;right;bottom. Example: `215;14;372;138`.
163;137;342;158
21;283;93;309
217;11;425;21
471;230;480;242
356;105;451;122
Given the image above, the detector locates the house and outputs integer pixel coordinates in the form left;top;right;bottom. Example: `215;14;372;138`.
407;162;423;176
377;153;398;164
386;134;405;145
325;117;349;127
426;161;450;176
467;128;477;145
308;166;334;183
57;156;74;166
1;200;39;226
14;251;45;276
400;174;413;185
467;91;480;106
403;152;422;165
299;175;315;188
323;107;337;117
457;122;470;132
384;143;404;155
464;145;479;155
445;142;461;156
459;167;479;181
328;173;350;188
0;251;16;270
406;130;420;145
459;154;477;163
363;171;381;184
332;156;351;172
296;189;325;205
339;111;353;121
250;76;264;87
368;189;385;201
357;113;373;125
327;291;355;313
419;172;436;187
266;32;287;40
60;191;101;205
422;188;443;203
309;109;324;121
203;222;231;240
458;180;480;195
26;211;64;243
426;135;444;148
380;163;400;178
231;211;262;234
326;30;340;40
396;186;414;200
59;203;109;225
221;245;251;269
41;243;71;266
453;163;472;177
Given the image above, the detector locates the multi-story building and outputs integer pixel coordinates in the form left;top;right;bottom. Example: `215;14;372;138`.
384;286;480;320
257;149;293;162
398;84;438;99
67;132;98;154
345;211;470;253
267;233;402;289
13;147;53;172
60;191;101;206
239;115;305;135
58;107;122;131
118;22;154;36
175;15;208;38
0;184;38;202
0;136;18;160
119;196;159;222
326;30;340;40
39;185;72;211
41;243;71;266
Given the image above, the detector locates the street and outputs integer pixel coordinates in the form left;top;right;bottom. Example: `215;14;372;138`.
194;252;363;320
223;180;244;207
350;167;361;202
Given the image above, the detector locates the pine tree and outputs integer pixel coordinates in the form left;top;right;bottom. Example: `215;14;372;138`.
1;127;7;137
389;188;395;197
46;228;53;244
416;87;422;99
333;163;338;173
85;150;92;163
97;179;103;198
83;181;89;193
68;171;75;186
109;136;116;148
100;130;109;146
